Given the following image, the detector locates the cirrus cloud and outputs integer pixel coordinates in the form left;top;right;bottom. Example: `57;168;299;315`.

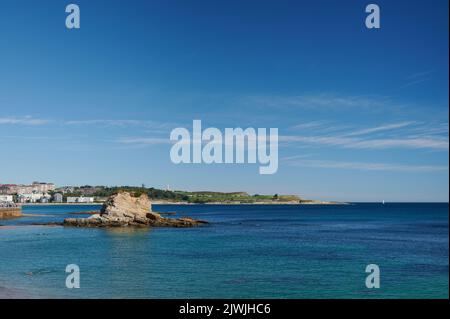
0;116;49;126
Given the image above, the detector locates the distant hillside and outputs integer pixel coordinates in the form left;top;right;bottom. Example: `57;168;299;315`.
54;186;302;204
175;191;301;204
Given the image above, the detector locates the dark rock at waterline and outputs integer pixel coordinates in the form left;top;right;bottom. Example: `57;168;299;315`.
68;211;99;215
159;212;177;216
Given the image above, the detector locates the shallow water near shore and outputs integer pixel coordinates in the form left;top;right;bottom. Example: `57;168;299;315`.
0;203;448;298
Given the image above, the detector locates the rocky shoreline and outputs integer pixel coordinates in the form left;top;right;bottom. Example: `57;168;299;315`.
0;207;22;219
63;192;208;228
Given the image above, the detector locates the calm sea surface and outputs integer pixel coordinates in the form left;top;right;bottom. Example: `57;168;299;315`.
0;203;448;298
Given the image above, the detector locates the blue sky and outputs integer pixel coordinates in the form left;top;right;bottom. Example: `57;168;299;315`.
0;0;448;201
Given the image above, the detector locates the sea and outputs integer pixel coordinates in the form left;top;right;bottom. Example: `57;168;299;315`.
0;203;448;298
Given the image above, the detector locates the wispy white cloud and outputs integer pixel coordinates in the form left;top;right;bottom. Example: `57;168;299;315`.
407;122;449;137
280;135;448;150
66;119;176;130
401;77;432;88
283;158;448;172
119;121;449;151
281;121;449;151
289;121;330;130
342;122;415;137
2;135;70;141
0;116;49;126
401;70;434;88
116;137;171;145
407;70;435;80
244;93;397;111
349;137;448;150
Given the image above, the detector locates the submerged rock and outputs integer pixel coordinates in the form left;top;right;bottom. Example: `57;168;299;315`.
63;192;207;228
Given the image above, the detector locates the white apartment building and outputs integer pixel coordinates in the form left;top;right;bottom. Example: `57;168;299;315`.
0;182;55;195
18;193;45;203
0;195;13;202
53;193;63;203
31;182;55;193
66;196;95;203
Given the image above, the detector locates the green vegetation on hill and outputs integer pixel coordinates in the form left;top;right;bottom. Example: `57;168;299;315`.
175;191;300;203
56;186;301;204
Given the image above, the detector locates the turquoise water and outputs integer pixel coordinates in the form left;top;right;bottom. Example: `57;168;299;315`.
0;203;448;298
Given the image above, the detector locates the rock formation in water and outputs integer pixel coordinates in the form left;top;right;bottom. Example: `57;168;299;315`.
0;207;22;219
63;192;207;228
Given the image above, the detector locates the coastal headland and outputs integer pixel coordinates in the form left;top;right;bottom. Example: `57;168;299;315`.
1;182;345;205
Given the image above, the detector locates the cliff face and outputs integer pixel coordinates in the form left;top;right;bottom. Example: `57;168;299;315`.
64;192;207;228
100;192;156;219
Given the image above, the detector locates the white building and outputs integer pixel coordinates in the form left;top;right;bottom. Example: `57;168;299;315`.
18;193;45;203
53;193;63;203
40;193;52;203
0;195;13;202
66;196;94;203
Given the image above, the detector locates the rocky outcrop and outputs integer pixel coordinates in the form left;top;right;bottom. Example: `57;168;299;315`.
0;207;22;219
63;192;207;228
